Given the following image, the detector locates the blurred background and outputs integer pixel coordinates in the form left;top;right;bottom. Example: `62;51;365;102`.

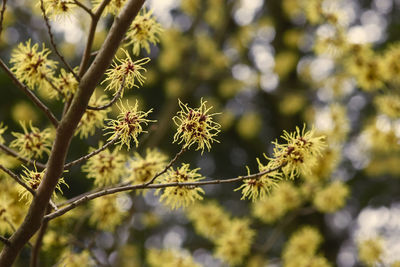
1;0;400;266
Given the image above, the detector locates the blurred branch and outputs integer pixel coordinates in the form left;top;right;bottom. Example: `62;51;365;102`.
39;0;80;82
64;134;120;169
0;144;46;170
0;0;6;38
45;163;284;221
0;59;59;127
87;77;125;110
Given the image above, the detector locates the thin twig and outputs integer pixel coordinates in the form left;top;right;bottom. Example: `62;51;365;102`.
0;144;46;169
71;0;94;17
39;0;80;82
64;134;120;169
3;217;33;247
0;164;36;196
87;77;125;110
0;236;10;246
0;59;59;127
0;0;7;38
44;76;64;97
146;147;186;185
45;163;284;221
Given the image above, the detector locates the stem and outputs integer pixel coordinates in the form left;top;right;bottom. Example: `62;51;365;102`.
64;135;119;169
29;208;50;267
87;77;125;110
39;0;80;82
72;0;94;17
0;144;46;169
45;163;284;221
0;1;145;265
0;164;36;196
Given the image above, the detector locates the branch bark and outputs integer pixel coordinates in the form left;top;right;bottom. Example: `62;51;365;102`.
0;1;145;265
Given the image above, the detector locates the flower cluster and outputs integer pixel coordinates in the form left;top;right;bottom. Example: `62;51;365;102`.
10;121;53;159
147;249;201;267
173;99;221;153
105;100;154;150
313;180;349;213
235;159;282;202
272;125;326;179
42;0;76;19
82;145;126;187
157;163;204;210
76;94;110;138
128;148;168;184
53;68;79;100
92;0;127;16
89;194;128;231
103;49;150;95
0;122;7;144
252;182;301;224
19;165;67;204
357;237;384;266
10;39;57;89
126;9;163;55
215;219;255;266
282;226;330;267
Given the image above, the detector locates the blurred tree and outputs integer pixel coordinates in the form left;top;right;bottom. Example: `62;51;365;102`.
0;0;399;266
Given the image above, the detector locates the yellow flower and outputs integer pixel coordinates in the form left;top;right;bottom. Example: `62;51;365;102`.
82;145;126;187
215;219;255;266
57;250;92;267
10;39;57;90
186;202;230;241
126;9;163;55
157;163;205;210
103;49;150;95
42;0;76;19
313;181;349;213
10;121;53;159
147;249;201;267
128;148;168;184
358;237;384;266
105;100;154;150
19;165;68;204
0;122;7;144
53;68;79;101
92;0;127;15
89;194;128;231
235;159;282;201
76;93;110;139
374;94;400;119
173;99;221;153
272;124;326;179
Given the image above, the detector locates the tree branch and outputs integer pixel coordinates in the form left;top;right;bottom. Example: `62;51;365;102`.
0;236;10;246
0;0;7;38
39;0;80;82
29;208;50;267
0;164;36;196
78;0;111;78
0;59;59;127
0;144;46;170
86;77;125;110
45;163;284;221
0;1;146;265
64;134;120;169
